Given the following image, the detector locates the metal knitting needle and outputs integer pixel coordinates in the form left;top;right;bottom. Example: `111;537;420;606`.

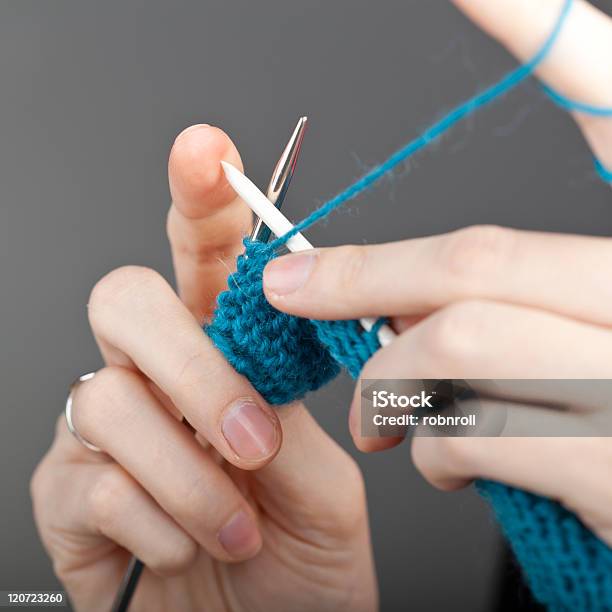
251;116;308;242
110;121;308;612
221;160;397;347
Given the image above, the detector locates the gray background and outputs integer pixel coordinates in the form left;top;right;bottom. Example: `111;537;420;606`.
1;1;611;610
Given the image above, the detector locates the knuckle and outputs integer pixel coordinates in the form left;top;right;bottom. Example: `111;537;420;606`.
438;225;515;290
73;367;138;439
150;537;199;577
435;437;479;473
411;437;476;490
423;300;488;368
410;438;446;489
92;366;140;400
88;469;130;532
171;343;240;411
173;346;218;400
170;473;212;525
88;266;163;325
328;245;369;295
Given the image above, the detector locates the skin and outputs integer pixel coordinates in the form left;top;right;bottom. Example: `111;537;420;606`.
30;126;377;612
30;0;612;610
263;0;612;546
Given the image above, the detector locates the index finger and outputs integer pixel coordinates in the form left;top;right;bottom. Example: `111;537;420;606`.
168;125;253;322
88;265;282;471
263;226;612;324
452;0;612;170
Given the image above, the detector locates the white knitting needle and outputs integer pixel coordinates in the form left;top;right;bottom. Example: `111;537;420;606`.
221;160;396;347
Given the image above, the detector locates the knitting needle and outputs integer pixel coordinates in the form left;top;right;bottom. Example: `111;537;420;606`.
252;116;308;242
221;160;397;347
109;122;308;612
224;160;312;253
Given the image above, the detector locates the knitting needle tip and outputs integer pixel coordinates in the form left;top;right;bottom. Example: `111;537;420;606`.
221;160;313;252
267;116;307;197
220;160;396;347
251;116;308;243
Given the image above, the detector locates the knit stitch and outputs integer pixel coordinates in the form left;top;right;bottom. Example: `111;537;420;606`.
477;482;612;610
205;0;612;608
205;239;385;402
205;240;339;405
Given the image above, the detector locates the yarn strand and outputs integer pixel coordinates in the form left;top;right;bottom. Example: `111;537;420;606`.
543;84;612;117
269;0;611;251
595;157;612;182
270;0;576;250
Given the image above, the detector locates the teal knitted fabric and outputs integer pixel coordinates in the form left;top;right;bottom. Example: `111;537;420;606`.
205;0;612;608
205;239;384;403
477;482;612;610
205;240;339;405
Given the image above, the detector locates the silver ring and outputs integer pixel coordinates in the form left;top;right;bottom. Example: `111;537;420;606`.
65;372;102;453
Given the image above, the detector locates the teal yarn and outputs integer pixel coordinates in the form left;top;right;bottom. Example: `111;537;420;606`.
205;240;340;405
314;316;388;379
268;0;596;248
595;157;612;182
543;84;612;117
205;239;384;404
206;0;612;608
477;482;612;610
541;84;612;182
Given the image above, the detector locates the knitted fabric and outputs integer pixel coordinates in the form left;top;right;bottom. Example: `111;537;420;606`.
205;239;384;403
205;0;612;608
477;482;612;610
205;240;339;405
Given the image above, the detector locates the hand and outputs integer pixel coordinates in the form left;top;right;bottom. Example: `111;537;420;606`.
262;0;612;545
31;126;377;612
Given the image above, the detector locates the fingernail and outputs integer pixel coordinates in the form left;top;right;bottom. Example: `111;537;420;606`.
222;399;278;461
264;252;316;296
218;510;260;558
175;123;210;142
